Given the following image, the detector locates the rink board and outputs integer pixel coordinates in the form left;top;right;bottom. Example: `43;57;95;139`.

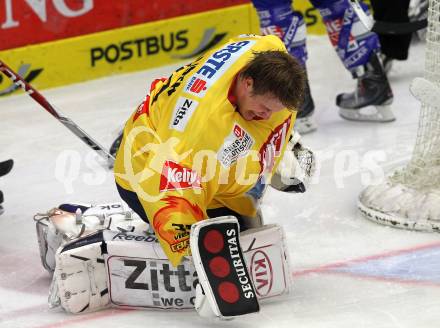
0;1;329;97
0;5;253;96
0;0;249;51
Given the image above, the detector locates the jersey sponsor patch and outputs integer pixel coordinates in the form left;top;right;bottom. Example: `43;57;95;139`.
184;40;256;98
153;196;204;263
159;161;201;192
259;117;291;175
217;124;254;168
170;97;198;132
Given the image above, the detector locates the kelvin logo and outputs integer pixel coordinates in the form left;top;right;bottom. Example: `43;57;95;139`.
159;161;201;192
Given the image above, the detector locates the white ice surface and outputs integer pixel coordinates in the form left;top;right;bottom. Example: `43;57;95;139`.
1;36;439;328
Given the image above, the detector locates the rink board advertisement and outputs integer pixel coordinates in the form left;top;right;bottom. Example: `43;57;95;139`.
0;0;248;51
0;1;334;97
0;0;328;51
0;5;253;96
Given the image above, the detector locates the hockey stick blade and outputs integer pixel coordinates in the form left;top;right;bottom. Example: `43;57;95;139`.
410;77;440;108
349;0;427;35
0;60;115;168
348;0;374;30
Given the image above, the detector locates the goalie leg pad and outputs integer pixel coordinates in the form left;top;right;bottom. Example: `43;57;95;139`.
35;202;149;273
51;223;290;314
105;231;197;310
190;216;260;319
52;230;198;313
53;231;110;313
241;224;292;300
35;216;64;272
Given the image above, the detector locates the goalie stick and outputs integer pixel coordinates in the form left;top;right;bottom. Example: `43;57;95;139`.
349;0;427;35
0;60;115;168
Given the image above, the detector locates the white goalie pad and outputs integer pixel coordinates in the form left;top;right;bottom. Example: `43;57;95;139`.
35;202;149;272
241;224;292;300
50;223;291;313
51;231;111;313
105;231;195;310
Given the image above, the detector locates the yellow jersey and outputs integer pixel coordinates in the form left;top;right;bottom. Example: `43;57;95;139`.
114;34;296;266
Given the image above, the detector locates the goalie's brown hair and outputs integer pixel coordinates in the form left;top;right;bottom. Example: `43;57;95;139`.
239;50;306;112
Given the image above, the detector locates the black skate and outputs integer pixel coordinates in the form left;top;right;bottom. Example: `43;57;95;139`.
0;159;13;177
295;79;317;134
337;54;395;122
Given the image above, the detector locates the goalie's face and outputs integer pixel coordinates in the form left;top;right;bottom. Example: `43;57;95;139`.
236;76;285;121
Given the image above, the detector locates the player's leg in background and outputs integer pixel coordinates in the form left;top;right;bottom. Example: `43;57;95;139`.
0;190;4;215
409;0;429;41
370;0;412;72
251;0;317;134
311;0;394;122
0;159;14;215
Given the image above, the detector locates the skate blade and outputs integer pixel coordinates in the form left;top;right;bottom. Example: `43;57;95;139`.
339;104;396;122
295;116;318;134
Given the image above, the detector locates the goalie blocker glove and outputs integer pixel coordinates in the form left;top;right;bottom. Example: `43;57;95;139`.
190;216;259;320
